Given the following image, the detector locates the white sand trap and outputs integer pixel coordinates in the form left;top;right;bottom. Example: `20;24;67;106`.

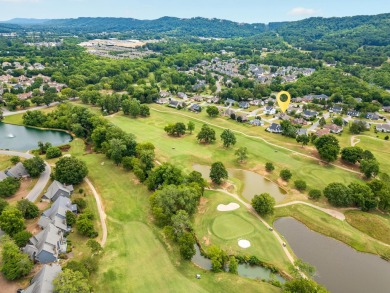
217;203;240;212
238;239;251;249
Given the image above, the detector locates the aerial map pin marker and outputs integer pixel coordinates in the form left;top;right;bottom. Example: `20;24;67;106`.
276;91;291;113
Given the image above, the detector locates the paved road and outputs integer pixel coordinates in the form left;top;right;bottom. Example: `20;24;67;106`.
308;113;330;132
0;150;51;202
1;102;59;117
275;201;345;221
85;177;107;247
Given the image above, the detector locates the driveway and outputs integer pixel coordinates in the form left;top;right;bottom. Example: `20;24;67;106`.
0;150;51;202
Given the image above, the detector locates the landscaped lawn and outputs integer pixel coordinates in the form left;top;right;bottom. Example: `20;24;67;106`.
0;155;12;170
81;154;280;293
194;191;291;272
345;210;390;245
271;204;390;258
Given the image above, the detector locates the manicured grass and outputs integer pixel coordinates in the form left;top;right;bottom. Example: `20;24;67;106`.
345;211;390;245
271;204;390;258
107;108;360;193
81;154;279;293
0;155;12;170
2;114;24;125
194;191;291;271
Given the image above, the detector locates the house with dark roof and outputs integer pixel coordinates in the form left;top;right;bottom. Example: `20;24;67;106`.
177;92;188;100
188;104;202;113
302;110;318;120
155;98;168;105
24;224;67;264
383;106;390;113
329;106;343;114
42;180;74;202
238;101;250;109
168;100;181;109
324;124;343;134
347;110;360;117
296;128;307;136
0;171;7;182
224;98;236;106
5;162;29;178
266;123;282;133
249;119;264;126
23;264;62;293
366;112;380;120
376;124;390;133
38;196;77;232
264;106;276;115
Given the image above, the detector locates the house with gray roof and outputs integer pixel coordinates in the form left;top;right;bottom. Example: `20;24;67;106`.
5;162;29;178
24;223;67;264
376;124;390;133
23;264;62;293
38;196;77;232
0;171;7;182
249;119;264;126
267;123;282;134
42;180;73;202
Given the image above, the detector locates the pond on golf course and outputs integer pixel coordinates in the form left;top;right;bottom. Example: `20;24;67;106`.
193;164;286;203
274;217;390;293
192;244;285;283
0;122;72;151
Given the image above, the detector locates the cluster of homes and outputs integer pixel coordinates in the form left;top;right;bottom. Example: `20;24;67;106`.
248;64;315;84
0;61;66;103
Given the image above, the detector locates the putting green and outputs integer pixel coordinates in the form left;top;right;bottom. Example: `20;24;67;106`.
212;214;255;240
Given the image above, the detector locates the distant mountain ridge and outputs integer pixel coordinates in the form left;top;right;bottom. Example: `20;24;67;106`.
1;18;50;25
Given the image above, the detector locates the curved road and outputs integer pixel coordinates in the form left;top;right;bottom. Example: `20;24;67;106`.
85;178;107;247
0;150;51;202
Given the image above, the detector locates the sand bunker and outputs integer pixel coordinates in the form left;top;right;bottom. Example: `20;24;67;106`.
238;239;251;248
217;203;240;212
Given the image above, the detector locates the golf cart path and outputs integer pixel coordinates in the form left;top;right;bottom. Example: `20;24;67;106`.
85;177;107;247
151;108;361;175
275;201;346;221
0;150;51;202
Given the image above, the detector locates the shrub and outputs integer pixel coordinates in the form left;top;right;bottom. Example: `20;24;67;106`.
251;193;275;216
308;189;322;200
46;146;62;159
16;200;39;219
72;198;87;211
280;169;292;181
0;177;20;198
265;162;275;172
294;180;307;191
10;156;20;164
12;230;33;247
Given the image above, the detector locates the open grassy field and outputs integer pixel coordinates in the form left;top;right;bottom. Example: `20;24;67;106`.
345;211;390;245
271;204;390;258
79;153;280;293
0;155;12;170
194;191;291;271
107;108;360;194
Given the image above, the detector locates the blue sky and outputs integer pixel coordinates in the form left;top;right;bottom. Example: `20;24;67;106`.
0;0;389;22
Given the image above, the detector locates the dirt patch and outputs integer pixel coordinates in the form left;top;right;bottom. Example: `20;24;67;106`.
197;197;209;214
59;144;71;152
202;235;211;246
8;178;35;203
26;219;41;235
276;178;288;187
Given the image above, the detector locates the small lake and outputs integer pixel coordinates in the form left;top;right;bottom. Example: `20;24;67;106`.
274;217;390;293
0;123;72;151
192;244;285;283
193;164;286;203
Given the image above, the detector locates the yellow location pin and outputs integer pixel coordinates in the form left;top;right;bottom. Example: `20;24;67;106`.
276;91;291;113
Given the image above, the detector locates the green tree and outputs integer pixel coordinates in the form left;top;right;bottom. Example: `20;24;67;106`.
0;206;25;236
12;230;32;248
280;169;292;181
229;256;238;274
296;135;310;147
197;124;216;144
87;239;103;254
23;156;45;177
341;146;363;164
121;99;131;115
206;106;219;117
53;269;90;293
1;236;33;280
146;163;184;190
360;159;380;179
76;213;97;238
64;260;89;278
178;232;196;260
220;129;236;148
333;116;343;126
72;198;87;211
46;146;62;159
314;135;340;162
252;193;275;216
16;199;39;219
210;162;228;185
187;121;195;134
283;278;329;293
0;177;20;198
108;138;126;165
308;189;322;200
0;198;9;214
265;162;275;172
128;99;141;117
10;156;20;164
235;147;248;163
349;182;377;211
164;122;186;137
294;180;307;191
324;182;353;207
208;245;227;273
66;210;77;227
319;117;326;127
54;157;88;185
140;104;150;117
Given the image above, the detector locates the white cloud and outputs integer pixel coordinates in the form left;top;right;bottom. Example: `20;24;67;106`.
288;7;319;16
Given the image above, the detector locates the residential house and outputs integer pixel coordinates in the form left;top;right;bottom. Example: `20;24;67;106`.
302;110;318;120
291;118;307;126
376;124;390;133
383;106;390;113
168;100;185;109
0;171;7;182
292;97;303;103
302;94;329;102
315;128;330;137
329;106;343;114
223;108;236;117
188;104;202;113
347;110;360;117
267;123;282;133
323;124;343;134
353;120;370;130
249;99;263;106
278;113;290;121
296;128;307;136
264;106;276;115
192;95;203;102
159;91;170;98
5;162;29;178
236;113;248;122
249;119;264;126
155;98;168;105
23;264;62;293
192;81;206;91
177;92;188;100
238;101;250;109
224;98;236;106
17;92;32;100
207;96;220;104
24;223;67;264
366;112;380;120
38;196;77;232
42;180;74;202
